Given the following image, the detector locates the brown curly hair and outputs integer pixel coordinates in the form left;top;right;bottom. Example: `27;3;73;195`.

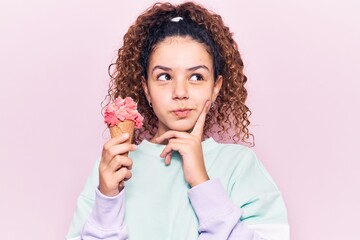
103;2;254;146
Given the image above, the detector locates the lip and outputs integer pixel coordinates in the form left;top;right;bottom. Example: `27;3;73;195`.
173;109;192;118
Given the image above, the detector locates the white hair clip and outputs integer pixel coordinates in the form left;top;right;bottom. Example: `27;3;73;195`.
170;16;183;22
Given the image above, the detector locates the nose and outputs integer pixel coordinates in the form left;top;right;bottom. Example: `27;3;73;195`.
172;79;189;100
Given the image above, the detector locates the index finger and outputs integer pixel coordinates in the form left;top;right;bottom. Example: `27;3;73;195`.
110;132;130;143
103;133;129;152
191;100;210;137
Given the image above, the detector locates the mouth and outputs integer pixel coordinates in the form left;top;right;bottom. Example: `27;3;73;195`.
173;109;192;118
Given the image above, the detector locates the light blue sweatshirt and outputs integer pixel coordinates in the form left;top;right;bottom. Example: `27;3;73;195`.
67;138;289;239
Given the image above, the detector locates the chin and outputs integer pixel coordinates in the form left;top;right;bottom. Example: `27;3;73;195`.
169;122;194;132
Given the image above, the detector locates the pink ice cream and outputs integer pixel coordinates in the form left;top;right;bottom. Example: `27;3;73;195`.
104;97;143;128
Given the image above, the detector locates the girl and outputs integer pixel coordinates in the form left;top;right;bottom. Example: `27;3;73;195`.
67;2;289;239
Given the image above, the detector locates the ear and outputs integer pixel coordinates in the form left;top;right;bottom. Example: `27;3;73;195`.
211;75;223;102
141;76;151;103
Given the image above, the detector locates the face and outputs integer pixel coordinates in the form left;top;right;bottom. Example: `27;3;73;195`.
142;36;223;137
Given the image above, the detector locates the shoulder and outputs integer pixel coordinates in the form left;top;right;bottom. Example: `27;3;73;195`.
207;141;261;173
205;140;279;194
213;142;257;159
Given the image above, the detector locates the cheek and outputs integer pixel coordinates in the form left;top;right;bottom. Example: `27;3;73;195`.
151;89;170;102
151;92;171;112
193;87;213;101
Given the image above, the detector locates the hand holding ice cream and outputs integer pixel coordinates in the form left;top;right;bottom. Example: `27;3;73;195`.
99;97;143;196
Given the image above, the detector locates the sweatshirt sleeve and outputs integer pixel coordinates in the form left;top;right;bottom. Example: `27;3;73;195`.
188;179;266;239
81;188;128;240
188;179;289;240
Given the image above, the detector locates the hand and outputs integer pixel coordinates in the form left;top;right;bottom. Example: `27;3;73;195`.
155;101;211;187
99;133;137;196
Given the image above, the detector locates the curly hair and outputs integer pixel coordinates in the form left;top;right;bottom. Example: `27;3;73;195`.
103;2;254;146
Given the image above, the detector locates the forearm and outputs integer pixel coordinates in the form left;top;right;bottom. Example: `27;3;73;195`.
81;188;128;240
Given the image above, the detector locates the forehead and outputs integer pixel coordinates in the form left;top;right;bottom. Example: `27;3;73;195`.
148;36;213;69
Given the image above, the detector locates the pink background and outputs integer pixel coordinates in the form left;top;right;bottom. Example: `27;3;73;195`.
1;0;359;239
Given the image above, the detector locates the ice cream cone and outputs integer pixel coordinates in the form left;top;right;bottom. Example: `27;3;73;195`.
109;120;135;156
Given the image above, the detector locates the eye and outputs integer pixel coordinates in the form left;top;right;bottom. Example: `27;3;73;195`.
157;73;171;81
190;74;204;81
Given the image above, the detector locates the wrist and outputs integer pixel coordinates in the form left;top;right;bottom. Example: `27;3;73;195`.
99;185;122;197
189;174;209;188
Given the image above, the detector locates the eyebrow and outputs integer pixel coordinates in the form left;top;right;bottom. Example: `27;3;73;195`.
151;65;210;73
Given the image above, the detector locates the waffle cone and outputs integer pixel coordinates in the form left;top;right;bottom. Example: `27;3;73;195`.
109;121;135;156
